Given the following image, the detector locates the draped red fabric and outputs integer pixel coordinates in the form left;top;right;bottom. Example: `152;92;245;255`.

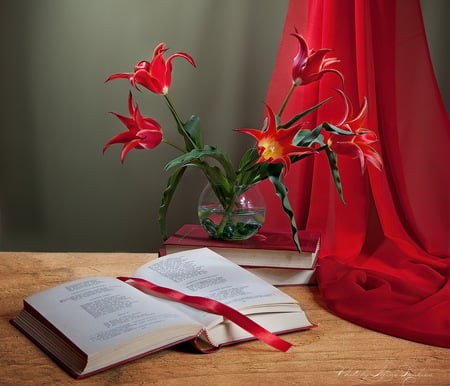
261;0;450;347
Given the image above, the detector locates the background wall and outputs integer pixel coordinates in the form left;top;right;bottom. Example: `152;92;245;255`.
0;0;448;252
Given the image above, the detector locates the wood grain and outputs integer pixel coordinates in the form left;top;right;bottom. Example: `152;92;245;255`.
1;252;448;385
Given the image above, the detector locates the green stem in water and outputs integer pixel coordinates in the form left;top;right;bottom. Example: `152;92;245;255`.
215;188;238;238
278;83;297;117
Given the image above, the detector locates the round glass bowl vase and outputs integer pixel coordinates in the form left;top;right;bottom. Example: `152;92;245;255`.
197;183;266;241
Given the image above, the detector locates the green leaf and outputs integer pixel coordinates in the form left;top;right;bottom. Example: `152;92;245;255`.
268;175;303;253
203;166;234;207
325;147;346;204
293;126;325;146
235;148;268;188
237;147;259;172
184;115;203;150
164;146;236;182
322;121;355;136
158;167;187;240
266;163;284;178
204;165;230;187
237;162;283;188
279;97;332;129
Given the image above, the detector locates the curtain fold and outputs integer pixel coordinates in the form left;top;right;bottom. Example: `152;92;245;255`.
262;0;450;347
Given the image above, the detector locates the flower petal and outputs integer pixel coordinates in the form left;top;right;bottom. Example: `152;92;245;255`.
355;129;378;144
330;141;366;171
234;128;264;141
105;73;131;83
291;32;309;81
136;129;163;149
347;97;368;131
360;144;383;171
305;49;333;74
290;32;343;86
106;42;195;95
110;112;138;133
134;69;164;94
103;131;138;152
153;42;168;57
104;93;163;161
334;89;352;125
120;138;142;163
127;92;136;116
167;51;196;68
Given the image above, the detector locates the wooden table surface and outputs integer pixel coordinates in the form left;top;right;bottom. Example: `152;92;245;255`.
1;251;449;385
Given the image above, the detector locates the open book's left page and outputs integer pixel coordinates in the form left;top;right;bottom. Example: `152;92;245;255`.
23;277;201;354
14;276;203;376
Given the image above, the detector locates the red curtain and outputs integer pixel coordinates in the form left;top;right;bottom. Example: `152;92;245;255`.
262;0;450;347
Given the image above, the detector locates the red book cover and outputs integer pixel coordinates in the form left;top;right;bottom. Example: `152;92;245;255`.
163;224;321;269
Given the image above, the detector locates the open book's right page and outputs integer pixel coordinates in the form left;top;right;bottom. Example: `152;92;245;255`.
131;248;311;337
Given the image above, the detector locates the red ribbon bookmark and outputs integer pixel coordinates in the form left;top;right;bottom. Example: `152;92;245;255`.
117;276;292;352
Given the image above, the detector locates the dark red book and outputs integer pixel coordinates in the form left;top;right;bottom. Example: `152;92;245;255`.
163;224;321;270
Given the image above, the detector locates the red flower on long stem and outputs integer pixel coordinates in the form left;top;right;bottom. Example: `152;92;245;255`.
106;43;195;95
104;92;163;162
328;90;383;172
291;31;344;87
236;104;316;174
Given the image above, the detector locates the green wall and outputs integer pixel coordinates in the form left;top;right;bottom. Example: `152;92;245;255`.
0;0;447;252
0;0;289;251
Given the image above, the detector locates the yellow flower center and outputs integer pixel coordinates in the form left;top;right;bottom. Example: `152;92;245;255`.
260;138;283;161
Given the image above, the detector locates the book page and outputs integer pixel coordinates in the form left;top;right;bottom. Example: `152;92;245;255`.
24;277;201;354
131;248;299;325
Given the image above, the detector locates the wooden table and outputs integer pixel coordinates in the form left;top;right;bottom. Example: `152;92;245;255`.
1;252;449;385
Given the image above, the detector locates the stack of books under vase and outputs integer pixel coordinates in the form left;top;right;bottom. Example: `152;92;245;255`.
161;224;321;286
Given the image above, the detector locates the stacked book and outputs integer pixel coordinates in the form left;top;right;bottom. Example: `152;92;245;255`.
161;224;321;286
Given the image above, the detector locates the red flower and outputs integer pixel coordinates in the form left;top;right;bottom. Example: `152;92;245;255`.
104;93;163;162
328;91;383;172
106;43;195;95
291;31;344;87
236;104;316;174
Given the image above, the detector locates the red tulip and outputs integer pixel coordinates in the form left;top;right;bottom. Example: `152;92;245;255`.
106;43;195;95
328;91;383;172
236;104;316;174
291;32;344;87
104;93;163;162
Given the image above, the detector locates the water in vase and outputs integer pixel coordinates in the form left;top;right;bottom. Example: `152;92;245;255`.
198;204;265;240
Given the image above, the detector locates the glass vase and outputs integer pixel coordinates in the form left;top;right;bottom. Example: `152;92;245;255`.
197;183;266;241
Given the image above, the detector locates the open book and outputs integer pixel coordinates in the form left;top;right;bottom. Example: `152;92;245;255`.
12;248;313;379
